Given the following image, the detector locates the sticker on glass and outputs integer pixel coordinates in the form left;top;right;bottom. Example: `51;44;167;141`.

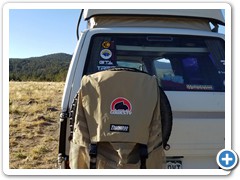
220;60;225;66
186;84;213;90
102;41;111;48
97;66;115;71
100;49;112;60
99;60;113;65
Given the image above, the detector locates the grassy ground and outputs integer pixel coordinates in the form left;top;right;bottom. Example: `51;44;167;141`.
9;81;65;169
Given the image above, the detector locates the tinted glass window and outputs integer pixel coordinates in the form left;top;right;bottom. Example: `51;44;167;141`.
85;34;225;92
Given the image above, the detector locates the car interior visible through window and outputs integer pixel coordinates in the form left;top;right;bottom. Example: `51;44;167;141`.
85;34;225;92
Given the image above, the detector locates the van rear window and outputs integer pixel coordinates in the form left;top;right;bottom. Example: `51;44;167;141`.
85;34;225;92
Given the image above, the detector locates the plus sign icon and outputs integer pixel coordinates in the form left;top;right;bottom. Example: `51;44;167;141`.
216;149;238;170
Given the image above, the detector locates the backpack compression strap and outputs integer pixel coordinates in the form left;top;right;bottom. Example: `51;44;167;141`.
139;144;148;169
89;143;97;169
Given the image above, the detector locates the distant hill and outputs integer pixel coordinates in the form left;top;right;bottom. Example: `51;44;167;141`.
9;53;72;81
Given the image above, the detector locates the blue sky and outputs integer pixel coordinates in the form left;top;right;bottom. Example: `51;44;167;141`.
9;9;82;58
9;9;225;58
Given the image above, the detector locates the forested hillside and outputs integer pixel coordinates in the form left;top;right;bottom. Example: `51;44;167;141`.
9;53;72;82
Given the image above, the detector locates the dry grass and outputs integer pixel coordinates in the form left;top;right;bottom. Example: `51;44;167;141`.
9;81;65;169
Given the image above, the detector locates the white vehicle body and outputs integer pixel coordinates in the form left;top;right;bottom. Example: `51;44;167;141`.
59;9;225;169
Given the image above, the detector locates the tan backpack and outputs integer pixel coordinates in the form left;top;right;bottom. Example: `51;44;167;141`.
69;68;172;169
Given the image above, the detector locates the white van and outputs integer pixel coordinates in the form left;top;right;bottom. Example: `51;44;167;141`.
58;9;225;169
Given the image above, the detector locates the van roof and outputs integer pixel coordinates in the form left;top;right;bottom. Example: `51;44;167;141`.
84;9;225;25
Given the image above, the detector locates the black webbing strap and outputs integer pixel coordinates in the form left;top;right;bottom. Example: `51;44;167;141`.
139;144;148;169
89;143;97;169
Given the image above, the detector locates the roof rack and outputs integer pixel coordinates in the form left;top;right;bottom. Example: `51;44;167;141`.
76;9;224;39
84;9;225;25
